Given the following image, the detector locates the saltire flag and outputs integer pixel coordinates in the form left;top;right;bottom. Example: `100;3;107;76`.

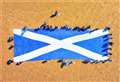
13;26;111;63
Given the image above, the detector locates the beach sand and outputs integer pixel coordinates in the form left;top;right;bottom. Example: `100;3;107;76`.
0;0;119;82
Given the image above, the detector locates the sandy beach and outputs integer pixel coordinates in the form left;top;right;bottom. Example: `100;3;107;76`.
0;0;119;82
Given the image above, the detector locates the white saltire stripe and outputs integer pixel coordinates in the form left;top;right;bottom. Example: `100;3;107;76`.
62;29;109;43
13;29;109;62
14;29;60;44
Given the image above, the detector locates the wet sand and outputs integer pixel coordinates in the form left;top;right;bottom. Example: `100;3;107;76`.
0;1;119;82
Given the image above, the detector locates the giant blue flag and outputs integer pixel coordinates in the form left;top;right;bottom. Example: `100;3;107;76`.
13;26;111;63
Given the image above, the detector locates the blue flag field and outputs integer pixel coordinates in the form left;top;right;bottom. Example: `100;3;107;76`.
13;26;111;63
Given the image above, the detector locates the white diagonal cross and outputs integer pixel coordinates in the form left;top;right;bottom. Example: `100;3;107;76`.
13;29;109;63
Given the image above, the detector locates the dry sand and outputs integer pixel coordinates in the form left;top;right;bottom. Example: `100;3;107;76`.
0;0;120;82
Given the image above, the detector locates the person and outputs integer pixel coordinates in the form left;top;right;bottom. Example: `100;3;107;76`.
16;62;23;65
81;60;89;64
8;45;14;50
57;59;63;63
21;26;28;35
89;28;99;33
80;26;86;31
7;36;13;42
84;25;91;30
102;42;113;48
41;60;47;63
103;34;112;38
60;60;73;68
22;26;27;30
50;10;59;18
109;42;113;46
73;26;79;30
7;59;13;65
103;27;110;32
